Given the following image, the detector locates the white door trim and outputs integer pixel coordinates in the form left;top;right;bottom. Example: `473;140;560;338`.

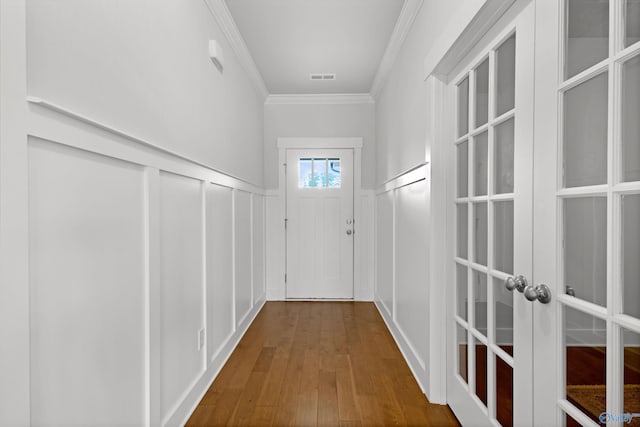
276;137;363;300
277;137;363;150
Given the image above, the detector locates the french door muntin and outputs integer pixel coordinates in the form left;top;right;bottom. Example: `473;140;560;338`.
448;2;535;426
534;0;640;426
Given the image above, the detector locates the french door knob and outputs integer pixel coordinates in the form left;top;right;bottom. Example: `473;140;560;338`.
505;275;528;293
524;284;552;304
346;229;352;235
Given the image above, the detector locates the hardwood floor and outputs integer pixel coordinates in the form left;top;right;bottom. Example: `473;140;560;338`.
187;301;460;426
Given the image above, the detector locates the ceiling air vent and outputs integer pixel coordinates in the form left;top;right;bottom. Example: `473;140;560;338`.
310;73;336;81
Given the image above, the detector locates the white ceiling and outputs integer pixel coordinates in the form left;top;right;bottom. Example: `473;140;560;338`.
224;0;405;94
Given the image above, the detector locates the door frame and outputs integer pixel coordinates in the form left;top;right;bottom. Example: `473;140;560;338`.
276;137;363;299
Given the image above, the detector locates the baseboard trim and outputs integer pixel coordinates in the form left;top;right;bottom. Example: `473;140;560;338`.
374;300;431;398
166;298;266;427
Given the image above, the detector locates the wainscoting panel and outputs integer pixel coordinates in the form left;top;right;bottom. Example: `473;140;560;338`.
265;193;285;299
375;190;394;316
395;179;429;368
28;137;147;426
205;183;234;363
159;171;205;423
21;99;267;426
354;191;375;301
234;190;253;325
252;194;265;303
374;164;435;398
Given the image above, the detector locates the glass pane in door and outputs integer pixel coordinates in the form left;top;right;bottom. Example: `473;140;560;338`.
457;264;469;321
494;278;513;357
622;55;640;183
564;306;607;425
494;201;514;275
474;202;488;265
496;35;516;116
564;197;607;306
476;59;490;127
475;132;489;196
565;0;609;79
626;0;640;47
563;73;609;188
458;141;469;196
458;324;469;383
622;194;640;318
475;338;488;407
459;78;470;137
496;356;513;427
474;271;488;336
495;119;515;194
457;204;468;259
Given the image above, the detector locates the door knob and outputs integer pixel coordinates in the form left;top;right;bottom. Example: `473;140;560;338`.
505;275;527;293
524;284;552;304
346;229;352;235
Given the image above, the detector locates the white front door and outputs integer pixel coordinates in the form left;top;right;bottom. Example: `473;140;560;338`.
447;2;535;426
285;149;354;299
533;0;640;425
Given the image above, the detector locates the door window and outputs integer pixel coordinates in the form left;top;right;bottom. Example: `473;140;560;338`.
454;30;519;427
298;158;341;188
557;0;640;424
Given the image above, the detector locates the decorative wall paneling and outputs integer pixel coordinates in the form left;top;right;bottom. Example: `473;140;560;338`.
23;98;266;427
374;163;436;400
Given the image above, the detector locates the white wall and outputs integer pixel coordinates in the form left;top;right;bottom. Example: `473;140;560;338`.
375;1;463;185
264;102;376;189
1;1;268;426
26;0;265;186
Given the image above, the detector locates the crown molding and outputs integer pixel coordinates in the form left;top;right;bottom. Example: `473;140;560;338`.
424;0;513;80
370;0;424;99
265;93;375;105
203;0;269;99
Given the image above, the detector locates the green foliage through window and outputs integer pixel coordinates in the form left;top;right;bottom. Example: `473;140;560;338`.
298;158;341;188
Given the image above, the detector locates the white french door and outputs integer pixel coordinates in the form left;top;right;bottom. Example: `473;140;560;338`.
447;3;535;426
285;149;354;299
534;0;640;426
449;0;640;426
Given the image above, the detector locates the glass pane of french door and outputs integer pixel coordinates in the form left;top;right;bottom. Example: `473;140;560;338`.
450;5;534;424
534;1;640;425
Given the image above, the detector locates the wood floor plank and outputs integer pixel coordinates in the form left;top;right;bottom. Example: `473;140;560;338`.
295;349;321;426
335;354;362;422
317;370;339;427
247;405;275;426
187;302;460;427
227;370;270;425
